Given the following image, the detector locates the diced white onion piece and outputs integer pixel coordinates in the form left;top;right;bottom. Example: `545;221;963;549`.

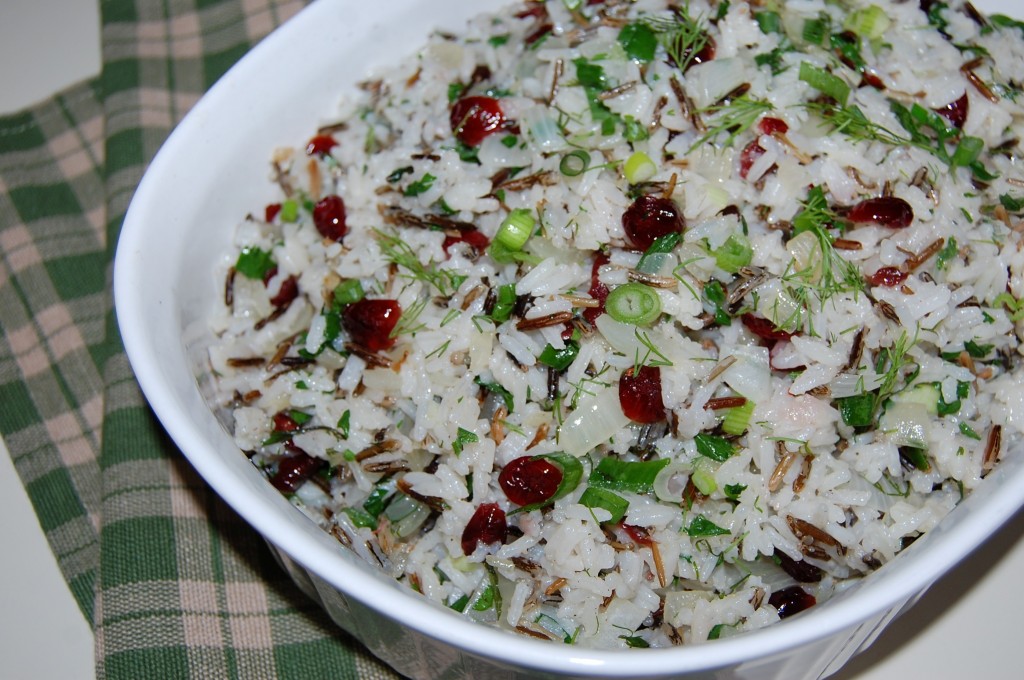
684;58;747;110
595;314;645;357
559;385;630;456
721;345;771;403
653;461;692;502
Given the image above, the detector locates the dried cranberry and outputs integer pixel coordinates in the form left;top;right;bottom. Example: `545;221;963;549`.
265;203;282;222
313;195;347;241
622;195;685;251
739;140;767;180
775;551;824;583
935;92;969;130
342;299;401;352
272;411;300;433
759;117;789;136
742;313;796;341
560;324;575;342
622;523;654;547
461;503;508;555
270;443;325;493
867;266;907;287
306;134;337;156
583;253;611;323
768;586;817;619
270;275;299;309
499;456;563;507
450;96;511;146
261;265;278;286
442;229;490;255
845;196;914;229
619;365;665;424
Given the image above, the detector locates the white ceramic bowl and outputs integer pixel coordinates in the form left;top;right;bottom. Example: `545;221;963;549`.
115;1;1024;678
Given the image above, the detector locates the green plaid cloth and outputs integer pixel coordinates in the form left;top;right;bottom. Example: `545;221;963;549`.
0;1;402;677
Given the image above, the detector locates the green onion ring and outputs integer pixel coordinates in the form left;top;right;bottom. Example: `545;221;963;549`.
605;282;662;326
559;150;591;177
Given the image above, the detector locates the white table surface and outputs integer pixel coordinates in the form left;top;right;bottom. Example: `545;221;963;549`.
1;1;1023;679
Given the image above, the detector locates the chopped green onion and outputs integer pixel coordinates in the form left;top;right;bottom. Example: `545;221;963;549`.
899;446;931;471
606;283;662;326
538;341;580;371
579;487;630;523
559;150;591;176
684;515;730;537
712;233;753;274
722;400;755;436
620;635;650;648
489;283;517;323
950;136;984;170
588;456;671;494
838;393;875;428
694;433;736;462
387;166;415;183
624;150;657;184
404;173;436;197
280;199;299;223
342;507;378;529
691;458;718;495
802;18;828;45
959;422;982;440
332;279;365;308
844;4;891;40
495;208;535;250
799;62;850;105
363;478;398;517
754;11;782;35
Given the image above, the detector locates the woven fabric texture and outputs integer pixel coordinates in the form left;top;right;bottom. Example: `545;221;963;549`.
0;1;402;678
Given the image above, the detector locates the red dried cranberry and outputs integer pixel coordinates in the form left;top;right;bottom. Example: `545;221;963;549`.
935;92;969;130
739;140;767;180
560;324;575;342
342;299;401;352
265;203;282;222
774;551;824;583
845;197;914;229
583;253;611;323
619;365;665;424
442;229;490;255
868;266;908;287
499;456;563;507
759;117;789;136
261;265;278;286
461;503;508;555
270;443;325;493
768;586;817;619
622;523;654;547
622;195;685;250
270;275;299;309
450;96;511;146
515;4;547;19
742;313;796;341
313;194;347;241
306;134;337;156
272;411;300;433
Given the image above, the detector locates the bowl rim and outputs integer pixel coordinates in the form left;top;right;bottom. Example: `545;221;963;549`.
114;0;1024;675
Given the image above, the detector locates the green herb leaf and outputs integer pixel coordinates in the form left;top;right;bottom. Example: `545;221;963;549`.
588;456;671;494
404;173;436;197
475;376;514;413
723;483;747;501
618;22;658;63
235;247;276;280
619;635;650;648
337;409;351;438
452;427;479;456
539;341;580;371
685;515;730;537
387;166;415;183
838;393;875;428
579;487;630;524
694;433;736;462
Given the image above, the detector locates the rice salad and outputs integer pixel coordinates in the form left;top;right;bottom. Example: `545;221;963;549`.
208;0;1024;648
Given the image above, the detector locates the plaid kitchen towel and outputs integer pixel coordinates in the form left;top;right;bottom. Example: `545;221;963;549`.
0;1;401;678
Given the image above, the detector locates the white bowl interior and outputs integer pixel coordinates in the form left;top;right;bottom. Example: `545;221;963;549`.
115;0;1024;676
